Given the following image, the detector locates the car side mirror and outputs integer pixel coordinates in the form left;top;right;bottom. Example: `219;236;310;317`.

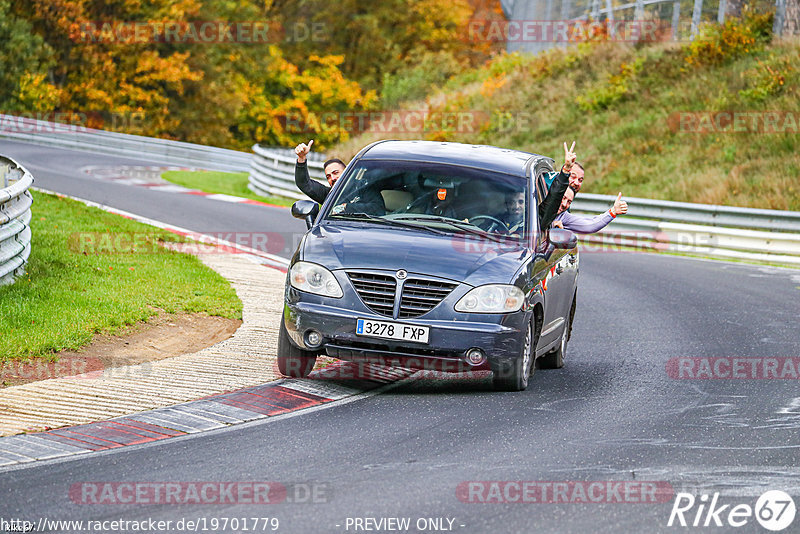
550;228;577;250
292;200;320;229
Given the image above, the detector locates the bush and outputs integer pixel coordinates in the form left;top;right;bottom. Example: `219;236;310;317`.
576;57;643;111
380;51;464;108
684;12;772;67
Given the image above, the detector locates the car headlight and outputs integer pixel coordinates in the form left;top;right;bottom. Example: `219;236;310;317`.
455;284;524;313
290;261;343;298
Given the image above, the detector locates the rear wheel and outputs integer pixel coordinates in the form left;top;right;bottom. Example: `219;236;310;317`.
492;318;534;391
538;294;576;370
277;317;317;378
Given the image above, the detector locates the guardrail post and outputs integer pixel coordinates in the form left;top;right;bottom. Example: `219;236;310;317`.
672;1;681;40
560;0;572;49
561;0;571;20
774;0;786;36
691;0;703;38
634;0;645;20
605;0;615;37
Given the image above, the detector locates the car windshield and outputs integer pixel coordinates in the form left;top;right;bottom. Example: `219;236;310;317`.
323;160;529;238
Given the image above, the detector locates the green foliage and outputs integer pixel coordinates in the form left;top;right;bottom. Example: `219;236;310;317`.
684;11;772;67
381;51;465;108
0;0;55;111
280;0;477;90
739;55;793;103
576;58;643;112
0;193;242;361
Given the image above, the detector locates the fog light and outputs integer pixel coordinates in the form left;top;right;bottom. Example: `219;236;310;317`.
465;348;486;366
305;330;323;349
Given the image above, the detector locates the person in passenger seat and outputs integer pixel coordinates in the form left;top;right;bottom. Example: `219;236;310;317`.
552;187;628;233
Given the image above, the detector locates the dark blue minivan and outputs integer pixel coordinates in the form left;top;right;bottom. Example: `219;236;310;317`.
279;140;578;391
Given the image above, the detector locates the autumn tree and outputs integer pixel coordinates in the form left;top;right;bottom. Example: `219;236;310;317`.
0;0;56;112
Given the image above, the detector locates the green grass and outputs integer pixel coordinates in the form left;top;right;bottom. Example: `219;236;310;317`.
161;170;295;207
334;16;800;211
0;192;242;362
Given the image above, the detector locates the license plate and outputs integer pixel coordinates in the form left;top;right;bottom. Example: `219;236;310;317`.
356;318;429;343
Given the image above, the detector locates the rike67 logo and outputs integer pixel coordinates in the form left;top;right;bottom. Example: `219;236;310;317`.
668;490;796;531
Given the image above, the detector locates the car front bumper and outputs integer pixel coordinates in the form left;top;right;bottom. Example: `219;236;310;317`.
284;288;528;371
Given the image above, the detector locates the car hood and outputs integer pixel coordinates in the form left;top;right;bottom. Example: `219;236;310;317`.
302;223;529;285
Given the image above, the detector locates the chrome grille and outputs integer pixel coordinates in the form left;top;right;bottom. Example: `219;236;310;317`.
347;272;396;317
399;278;458;319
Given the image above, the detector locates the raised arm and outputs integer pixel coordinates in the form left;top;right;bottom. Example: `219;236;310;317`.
538;141;575;230
294;140;330;204
557;192;628;234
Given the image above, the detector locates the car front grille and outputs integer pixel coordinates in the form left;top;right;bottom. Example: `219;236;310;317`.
347;271;458;319
347;272;396;317
398;279;458;318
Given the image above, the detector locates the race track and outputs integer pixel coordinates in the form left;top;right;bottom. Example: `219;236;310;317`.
1;139;798;534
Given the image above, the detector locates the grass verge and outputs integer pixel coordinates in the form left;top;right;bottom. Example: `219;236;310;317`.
161;169;295;207
0;192;242;362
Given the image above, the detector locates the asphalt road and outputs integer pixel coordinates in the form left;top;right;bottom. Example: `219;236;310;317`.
2;139;799;533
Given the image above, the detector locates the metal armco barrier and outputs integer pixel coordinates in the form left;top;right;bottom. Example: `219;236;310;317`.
0;114;250;172
0;156;33;285
571;194;800;265
248;144;326;200
2;112;797;266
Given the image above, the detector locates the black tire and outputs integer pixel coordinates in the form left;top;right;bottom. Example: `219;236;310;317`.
277;318;317;378
538;294;576;370
492;318;535;391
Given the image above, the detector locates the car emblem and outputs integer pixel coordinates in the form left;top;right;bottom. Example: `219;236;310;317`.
396;269;407;279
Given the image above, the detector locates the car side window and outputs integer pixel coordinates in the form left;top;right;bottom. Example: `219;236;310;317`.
532;166;555;249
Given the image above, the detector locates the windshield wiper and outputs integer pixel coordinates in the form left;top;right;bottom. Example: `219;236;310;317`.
329;212;447;235
390;215;508;242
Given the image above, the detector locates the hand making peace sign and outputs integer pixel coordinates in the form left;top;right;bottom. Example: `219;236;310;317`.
563;141;576;173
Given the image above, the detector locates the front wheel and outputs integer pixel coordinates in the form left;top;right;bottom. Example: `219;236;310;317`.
492;318;534;391
538;294;575;370
277;317;317;378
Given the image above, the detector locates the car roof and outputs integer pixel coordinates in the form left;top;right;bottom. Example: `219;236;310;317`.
358;140;545;177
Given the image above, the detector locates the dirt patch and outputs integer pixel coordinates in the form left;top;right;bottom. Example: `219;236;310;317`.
0;312;242;388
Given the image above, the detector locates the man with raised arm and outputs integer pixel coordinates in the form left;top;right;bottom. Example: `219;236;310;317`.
294;139;385;215
294;139;345;204
537;141;576;230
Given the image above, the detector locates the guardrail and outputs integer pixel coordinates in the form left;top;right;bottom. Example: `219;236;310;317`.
0;114;250;172
248;144;326;199
571;194;800;265
0;156;33;285
3;112;797;267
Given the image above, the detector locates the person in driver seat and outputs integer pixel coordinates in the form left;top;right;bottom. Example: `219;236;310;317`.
405;177;459;219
